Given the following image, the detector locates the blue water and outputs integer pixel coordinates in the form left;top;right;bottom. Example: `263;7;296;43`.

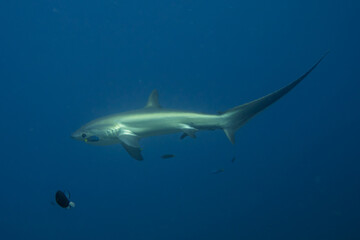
1;1;359;239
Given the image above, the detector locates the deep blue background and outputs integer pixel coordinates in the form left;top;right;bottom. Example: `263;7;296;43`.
1;0;359;239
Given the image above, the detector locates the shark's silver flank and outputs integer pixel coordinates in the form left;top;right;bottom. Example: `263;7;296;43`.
72;54;327;160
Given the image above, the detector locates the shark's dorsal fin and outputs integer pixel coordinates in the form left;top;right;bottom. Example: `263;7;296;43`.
145;89;161;108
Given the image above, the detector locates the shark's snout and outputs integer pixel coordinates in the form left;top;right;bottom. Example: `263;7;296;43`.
71;131;82;140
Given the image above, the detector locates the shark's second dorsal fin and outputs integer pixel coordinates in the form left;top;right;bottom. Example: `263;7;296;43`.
145;89;161;108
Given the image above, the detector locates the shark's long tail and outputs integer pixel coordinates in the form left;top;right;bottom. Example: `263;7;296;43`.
220;53;328;144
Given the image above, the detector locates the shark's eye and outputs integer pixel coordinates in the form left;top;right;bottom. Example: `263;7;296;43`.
82;133;87;138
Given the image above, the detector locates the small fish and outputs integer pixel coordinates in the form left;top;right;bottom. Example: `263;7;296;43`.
211;169;224;174
231;156;236;163
161;154;175;159
55;190;75;209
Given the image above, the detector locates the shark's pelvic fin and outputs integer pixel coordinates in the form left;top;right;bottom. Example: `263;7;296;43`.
221;53;328;144
179;124;198;138
145;89;161;108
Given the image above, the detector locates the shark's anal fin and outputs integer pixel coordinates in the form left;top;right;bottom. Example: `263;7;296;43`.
118;129;143;161
179;124;198;139
180;133;187;140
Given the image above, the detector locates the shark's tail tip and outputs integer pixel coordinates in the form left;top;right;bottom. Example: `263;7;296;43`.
320;50;330;61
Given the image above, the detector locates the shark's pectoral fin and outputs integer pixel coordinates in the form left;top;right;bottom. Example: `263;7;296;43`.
179;124;198;139
117;129;143;160
121;143;143;161
118;129;140;147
